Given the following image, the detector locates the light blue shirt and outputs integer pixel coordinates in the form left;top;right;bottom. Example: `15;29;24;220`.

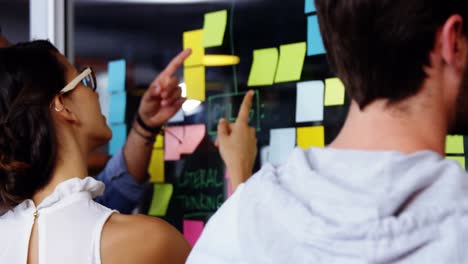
94;148;148;214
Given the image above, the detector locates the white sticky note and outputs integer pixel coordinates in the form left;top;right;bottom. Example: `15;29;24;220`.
168;109;185;123
269;128;296;166
296;81;324;123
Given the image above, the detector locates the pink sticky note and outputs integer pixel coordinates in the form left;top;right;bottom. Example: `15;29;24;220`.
164;124;206;161
225;170;230;179
183;220;204;247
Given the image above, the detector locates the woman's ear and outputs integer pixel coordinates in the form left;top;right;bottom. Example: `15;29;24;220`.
51;95;78;124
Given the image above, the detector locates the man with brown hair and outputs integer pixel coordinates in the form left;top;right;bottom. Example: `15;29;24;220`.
188;1;468;263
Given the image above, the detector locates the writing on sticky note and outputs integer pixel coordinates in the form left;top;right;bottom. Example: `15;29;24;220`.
109;124;126;155
275;42;307;83
446;135;464;154
183;29;204;67
297;126;325;149
203;10;227;48
446;156;466;169
325;78;346;106
305;0;316;13
184;66;206;101
269;128;296;166
296;81;324;123
109;92;126;124
149;135;164;183
183;220;204;247
247;48;279;86
307;15;326;56
165;124;206;161
148;184;173;216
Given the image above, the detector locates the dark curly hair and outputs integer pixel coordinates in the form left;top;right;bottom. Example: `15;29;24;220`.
0;40;66;206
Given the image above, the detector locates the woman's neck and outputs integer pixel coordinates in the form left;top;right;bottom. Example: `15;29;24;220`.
32;135;89;207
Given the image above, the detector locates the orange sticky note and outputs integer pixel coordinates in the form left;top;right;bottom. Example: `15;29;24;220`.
297;126;325;149
164;124;206;161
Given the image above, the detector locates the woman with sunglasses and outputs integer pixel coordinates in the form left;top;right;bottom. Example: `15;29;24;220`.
0;41;190;263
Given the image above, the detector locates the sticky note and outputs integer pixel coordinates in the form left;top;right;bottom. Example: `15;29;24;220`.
183;220;204;247
183;29;204;67
148;184;173;216
297;126;325;149
109;124;126;155
296;81;324;122
274;42;307;83
108;92;126;124
203;10;228;48
305;0;316;13
446;135;464;154
307;15;326;56
325;78;346;106
164;124;206;161
168;109;185;123
446;156;466;169
107;60;126;93
269;128;296;166
184;66;206;101
247;48;279;86
149;135;164;183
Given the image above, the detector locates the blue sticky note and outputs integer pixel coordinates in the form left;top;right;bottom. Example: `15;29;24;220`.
108;60;126;93
109;124;127;155
307;15;326;56
305;0;316;13
109;92;126;124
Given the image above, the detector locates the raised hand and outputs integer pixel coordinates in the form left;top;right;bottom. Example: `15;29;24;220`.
138;49;191;127
216;90;258;192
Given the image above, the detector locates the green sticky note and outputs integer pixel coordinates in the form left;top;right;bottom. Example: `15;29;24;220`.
203;10;228;48
148;184;173;216
446;156;466;169
325;78;346;106
247;48;279;86
446;135;464;154
274;42;307;83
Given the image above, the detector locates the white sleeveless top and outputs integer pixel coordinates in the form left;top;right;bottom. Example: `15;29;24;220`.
0;177;116;264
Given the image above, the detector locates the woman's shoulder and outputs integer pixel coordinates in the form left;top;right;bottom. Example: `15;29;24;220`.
100;214;190;264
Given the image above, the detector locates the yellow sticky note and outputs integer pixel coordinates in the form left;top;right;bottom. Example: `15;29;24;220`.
247;48;279;86
446;135;464;154
154;134;164;148
203;10;228;48
446;156;466;169
274;42;307;83
297;126;325;149
149;149;165;183
184;66;206;101
148;184;173;216
183;29;204;67
325;78;346;106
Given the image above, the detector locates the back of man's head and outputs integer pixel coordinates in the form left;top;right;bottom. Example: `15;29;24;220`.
315;0;468;109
